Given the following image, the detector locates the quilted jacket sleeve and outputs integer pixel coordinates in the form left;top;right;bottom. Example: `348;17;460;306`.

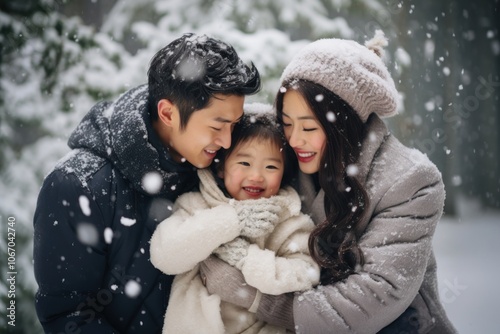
33;170;117;333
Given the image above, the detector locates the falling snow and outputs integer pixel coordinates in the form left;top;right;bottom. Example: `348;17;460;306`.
120;216;137;226
79;195;91;216
346;164;359;177
142;171;163;194
236;287;251;299
124;280;142;298
306;267;319;281
176;56;206;82
288;241;299;252
104;227;113;244
326;111;336;122
76;222;99;246
452;175;462;186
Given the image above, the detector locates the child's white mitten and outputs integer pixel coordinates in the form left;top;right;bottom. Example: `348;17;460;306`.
232;199;281;238
213;237;250;269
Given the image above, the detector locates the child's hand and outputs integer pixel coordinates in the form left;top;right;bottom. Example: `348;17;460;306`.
213;237;250;269
232;199;281;238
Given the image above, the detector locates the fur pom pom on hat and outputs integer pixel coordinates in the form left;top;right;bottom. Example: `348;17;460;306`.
280;30;399;122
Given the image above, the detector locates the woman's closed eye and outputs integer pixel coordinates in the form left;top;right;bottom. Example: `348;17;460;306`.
281;121;317;131
238;161;250;166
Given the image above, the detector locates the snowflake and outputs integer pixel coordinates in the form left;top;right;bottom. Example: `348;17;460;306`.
125;280;142;298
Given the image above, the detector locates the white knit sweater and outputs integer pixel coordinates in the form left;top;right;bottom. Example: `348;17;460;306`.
150;169;320;334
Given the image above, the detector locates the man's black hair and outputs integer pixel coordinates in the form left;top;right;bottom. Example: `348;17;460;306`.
148;33;261;128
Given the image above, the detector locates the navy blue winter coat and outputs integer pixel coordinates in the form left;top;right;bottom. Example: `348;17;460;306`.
33;85;198;333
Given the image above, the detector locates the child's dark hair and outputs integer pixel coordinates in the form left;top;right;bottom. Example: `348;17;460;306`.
276;79;369;284
213;105;297;188
148;33;261;128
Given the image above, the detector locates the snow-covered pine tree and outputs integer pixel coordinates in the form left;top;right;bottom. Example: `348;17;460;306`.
101;0;403;102
0;1;131;331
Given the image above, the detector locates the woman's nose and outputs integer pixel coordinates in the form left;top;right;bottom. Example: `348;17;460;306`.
288;129;304;148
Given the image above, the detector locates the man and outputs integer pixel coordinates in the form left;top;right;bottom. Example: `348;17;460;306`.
33;33;260;333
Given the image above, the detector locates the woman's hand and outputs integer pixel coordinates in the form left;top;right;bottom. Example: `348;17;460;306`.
200;255;259;311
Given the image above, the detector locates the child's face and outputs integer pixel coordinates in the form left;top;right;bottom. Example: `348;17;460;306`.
162;94;244;168
223;138;284;200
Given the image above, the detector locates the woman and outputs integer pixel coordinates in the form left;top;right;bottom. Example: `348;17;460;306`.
200;31;457;333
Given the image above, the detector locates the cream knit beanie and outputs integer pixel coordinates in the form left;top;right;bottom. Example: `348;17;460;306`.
280;30;399;122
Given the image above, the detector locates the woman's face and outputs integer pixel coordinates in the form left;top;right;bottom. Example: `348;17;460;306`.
281;90;327;174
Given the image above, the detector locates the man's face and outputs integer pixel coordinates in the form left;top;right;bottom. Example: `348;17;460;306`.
159;94;244;168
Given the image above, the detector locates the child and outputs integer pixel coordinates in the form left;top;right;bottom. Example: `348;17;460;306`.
150;103;320;334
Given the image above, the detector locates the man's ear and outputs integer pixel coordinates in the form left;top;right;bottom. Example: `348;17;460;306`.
157;99;175;127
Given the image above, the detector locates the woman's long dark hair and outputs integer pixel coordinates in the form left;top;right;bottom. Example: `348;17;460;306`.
275;79;369;284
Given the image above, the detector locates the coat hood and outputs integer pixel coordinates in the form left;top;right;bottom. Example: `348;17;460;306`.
68;84;197;196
